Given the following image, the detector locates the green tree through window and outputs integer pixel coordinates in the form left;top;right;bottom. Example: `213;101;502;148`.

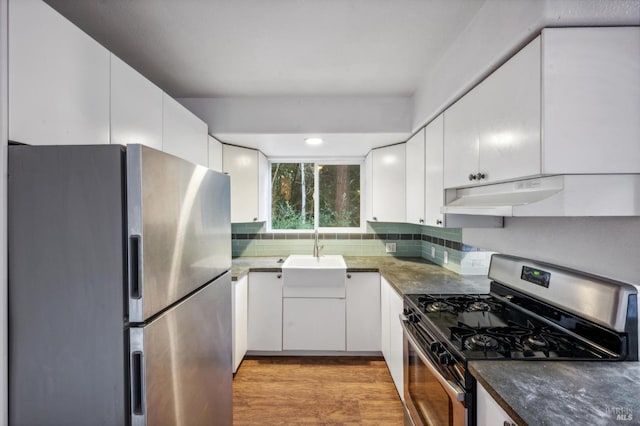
271;162;361;230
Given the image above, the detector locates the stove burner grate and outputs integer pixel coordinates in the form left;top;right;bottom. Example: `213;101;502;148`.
425;301;453;312
469;334;499;350
417;295;502;314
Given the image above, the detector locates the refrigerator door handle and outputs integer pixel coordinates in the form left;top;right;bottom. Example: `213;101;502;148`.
130;328;146;426
129;235;142;299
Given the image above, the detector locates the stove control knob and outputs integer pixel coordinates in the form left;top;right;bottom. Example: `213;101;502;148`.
403;308;412;316
430;342;444;354
439;353;453;366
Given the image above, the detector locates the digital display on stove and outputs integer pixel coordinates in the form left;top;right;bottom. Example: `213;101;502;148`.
521;266;550;288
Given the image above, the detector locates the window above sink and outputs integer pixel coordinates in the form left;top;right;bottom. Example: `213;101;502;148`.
269;160;364;233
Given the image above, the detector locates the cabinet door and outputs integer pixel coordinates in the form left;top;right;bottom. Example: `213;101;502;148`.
476;381;516;426
283;298;346;351
364;151;374;221
222;144;259;223
162;94;208;166
405;129;426;225
386;278;405;401
542;28;640;174
424;114;445;227
9;0;110;146
443;93;480;189
110;54;162;150
346;273;381;351
380;276;390;362
208;135;223;172
257;151;269;222
247;272;283;351
232;275;248;372
371;144;406;222
475;36;541;184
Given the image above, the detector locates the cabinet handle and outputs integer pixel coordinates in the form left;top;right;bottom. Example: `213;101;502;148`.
419;218;424;224
436;219;443;225
277;274;282;279
373;217;378;221
468;173;477;181
347;274;352;279
477;172;486;180
253;217;258;222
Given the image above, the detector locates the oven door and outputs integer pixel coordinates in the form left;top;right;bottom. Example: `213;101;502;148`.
401;316;466;426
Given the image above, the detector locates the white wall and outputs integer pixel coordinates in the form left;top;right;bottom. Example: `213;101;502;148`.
178;96;412;134
412;0;640;131
1;0;7;423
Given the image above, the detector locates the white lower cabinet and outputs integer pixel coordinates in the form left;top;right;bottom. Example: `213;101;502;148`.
283;298;346;351
381;276;404;401
246;270;384;354
232;275;248;372
346;273;381;351
476;381;516;426
247;272;283;351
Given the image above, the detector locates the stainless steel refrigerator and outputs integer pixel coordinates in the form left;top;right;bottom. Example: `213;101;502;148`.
9;144;232;426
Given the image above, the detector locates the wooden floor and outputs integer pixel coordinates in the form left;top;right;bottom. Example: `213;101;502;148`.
233;356;405;425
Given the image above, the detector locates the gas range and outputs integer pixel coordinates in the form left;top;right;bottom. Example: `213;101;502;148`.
404;290;627;362
401;254;638;426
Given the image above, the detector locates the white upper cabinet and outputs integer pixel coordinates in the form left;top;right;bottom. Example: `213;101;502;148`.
444;27;640;190
424;114;445;227
364;151;374;221
162;94;208;166
444;36;540;188
9;0;110;146
208;135;223;172
542;28;640;174
110;54;162;150
371;144;406;223
405;129;426;225
222;144;268;223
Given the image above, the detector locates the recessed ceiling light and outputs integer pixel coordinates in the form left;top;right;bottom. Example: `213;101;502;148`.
305;137;323;145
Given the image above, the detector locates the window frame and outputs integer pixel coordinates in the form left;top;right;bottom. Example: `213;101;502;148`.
268;157;365;233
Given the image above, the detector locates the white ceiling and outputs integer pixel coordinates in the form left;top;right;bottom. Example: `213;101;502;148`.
44;0;486;98
43;0;487;156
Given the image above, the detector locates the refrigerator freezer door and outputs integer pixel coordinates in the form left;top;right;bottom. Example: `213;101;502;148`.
130;271;233;426
9;145;128;426
127;145;231;322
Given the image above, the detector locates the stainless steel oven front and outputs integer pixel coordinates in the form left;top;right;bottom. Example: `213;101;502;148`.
401;315;467;426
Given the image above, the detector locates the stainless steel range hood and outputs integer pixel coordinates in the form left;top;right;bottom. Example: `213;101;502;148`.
442;175;640;217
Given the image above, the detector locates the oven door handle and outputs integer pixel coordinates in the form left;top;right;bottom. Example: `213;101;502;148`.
400;315;466;402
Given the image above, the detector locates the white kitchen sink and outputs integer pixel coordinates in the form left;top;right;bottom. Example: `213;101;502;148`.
282;254;346;269
281;255;347;297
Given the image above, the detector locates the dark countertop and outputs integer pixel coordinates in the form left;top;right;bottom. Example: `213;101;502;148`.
231;256;490;295
469;361;640;426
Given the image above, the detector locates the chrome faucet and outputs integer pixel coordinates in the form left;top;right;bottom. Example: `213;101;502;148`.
313;229;320;258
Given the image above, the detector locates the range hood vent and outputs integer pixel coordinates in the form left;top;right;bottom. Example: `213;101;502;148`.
442;175;640;217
